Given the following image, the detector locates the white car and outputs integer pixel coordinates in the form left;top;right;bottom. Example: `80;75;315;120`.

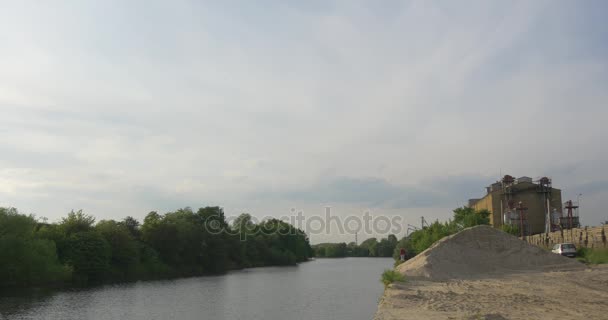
551;243;577;258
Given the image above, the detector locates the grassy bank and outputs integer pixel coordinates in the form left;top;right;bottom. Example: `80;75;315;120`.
577;248;608;264
381;269;405;288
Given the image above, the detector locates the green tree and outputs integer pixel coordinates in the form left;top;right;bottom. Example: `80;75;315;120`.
377;238;396;257
500;224;520;236
392;207;492;263
123;216;141;239
0;205;313;288
360;238;378;256
0;208;70;287
64;231;111;284
325;243;348;257
96;220;139;279
60;210;96;235
314;246;326;257
453;207;490;229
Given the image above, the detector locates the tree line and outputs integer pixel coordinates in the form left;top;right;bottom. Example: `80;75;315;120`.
0;207;313;288
312;207;493;261
312;234;398;258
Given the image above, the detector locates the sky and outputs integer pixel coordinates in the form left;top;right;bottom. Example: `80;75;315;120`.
1;1;607;243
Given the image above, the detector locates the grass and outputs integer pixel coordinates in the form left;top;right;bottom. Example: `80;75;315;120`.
393;260;405;268
381;269;405;288
577;248;608;265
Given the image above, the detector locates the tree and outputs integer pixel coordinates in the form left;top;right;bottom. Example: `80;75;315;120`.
197;207;230;273
60;210;95;235
387;234;398;246
453;207;490;229
325;243;348;257
96;220;139;279
233;213;255;234
0;208;70;287
123;216;141;239
64;231;111;284
392;207;492;263
360;238;378;256
314;246;326;257
377;238;395;257
0;206;314;288
141;211;181;267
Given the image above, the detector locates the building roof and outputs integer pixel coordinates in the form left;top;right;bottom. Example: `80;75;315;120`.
468;180;562;207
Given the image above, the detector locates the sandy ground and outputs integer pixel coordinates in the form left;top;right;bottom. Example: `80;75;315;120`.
374;265;608;320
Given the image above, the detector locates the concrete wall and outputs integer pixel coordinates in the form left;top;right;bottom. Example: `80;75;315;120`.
524;226;607;249
471;194;503;228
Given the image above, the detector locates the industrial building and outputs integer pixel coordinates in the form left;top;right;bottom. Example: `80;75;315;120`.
468;175;580;236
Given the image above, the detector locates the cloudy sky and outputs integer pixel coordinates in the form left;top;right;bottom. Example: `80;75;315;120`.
1;1;607;242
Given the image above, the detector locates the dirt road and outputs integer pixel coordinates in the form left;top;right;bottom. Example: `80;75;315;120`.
374;265;608;320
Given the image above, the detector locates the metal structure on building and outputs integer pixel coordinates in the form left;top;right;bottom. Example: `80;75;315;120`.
562;200;581;229
537;177;553;233
469;175;567;236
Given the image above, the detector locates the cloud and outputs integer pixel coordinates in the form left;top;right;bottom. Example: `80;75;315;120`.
254;174;492;209
1;1;607;229
572;180;608;197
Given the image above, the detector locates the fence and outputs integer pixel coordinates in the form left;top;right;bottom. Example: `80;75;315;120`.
524;226;607;249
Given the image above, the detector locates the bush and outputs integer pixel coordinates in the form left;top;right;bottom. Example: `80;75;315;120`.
381;269;405;288
500;224;520;236
392;207;491;263
577;248;608;264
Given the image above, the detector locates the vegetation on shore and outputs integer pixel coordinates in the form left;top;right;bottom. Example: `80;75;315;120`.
391;207;491;263
577;247;608;264
312;235;398;258
380;269;405;288
0;207;312;288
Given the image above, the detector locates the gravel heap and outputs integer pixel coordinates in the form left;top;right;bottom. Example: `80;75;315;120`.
396;225;586;280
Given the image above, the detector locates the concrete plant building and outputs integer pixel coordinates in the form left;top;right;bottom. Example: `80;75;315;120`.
468;176;564;236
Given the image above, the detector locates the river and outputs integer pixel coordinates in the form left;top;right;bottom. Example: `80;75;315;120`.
0;258;392;320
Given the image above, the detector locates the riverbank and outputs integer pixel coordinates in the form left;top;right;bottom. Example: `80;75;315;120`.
374;265;608;320
374;226;608;319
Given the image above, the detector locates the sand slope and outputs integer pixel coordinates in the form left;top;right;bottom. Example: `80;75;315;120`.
375;226;605;320
396;225;585;280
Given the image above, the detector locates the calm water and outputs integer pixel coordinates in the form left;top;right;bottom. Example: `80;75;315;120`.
0;258;392;320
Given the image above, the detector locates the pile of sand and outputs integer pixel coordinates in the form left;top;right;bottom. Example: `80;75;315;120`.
396;225;585;280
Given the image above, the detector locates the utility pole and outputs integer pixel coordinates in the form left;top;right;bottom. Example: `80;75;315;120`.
355;232;358;246
577;193;582;224
420;216;427;229
517;202;528;238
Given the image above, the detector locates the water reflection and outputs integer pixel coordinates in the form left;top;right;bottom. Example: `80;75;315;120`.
0;258;391;320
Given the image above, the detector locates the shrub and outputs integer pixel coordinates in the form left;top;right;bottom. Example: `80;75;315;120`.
393;260;405;268
381;269;405;288
392;207;490;263
578;247;608;264
500;224;520;236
